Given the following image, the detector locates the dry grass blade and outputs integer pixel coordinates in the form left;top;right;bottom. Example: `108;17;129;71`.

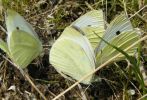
138;93;147;100
53;35;147;100
129;5;147;19
114;62;142;96
0;25;6;33
1;55;47;100
77;84;87;100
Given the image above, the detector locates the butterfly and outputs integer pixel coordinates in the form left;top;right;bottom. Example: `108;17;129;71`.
0;9;42;68
95;13;139;66
49;10;140;84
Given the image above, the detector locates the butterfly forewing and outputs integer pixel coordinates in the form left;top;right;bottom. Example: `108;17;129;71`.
71;10;105;49
6;9;39;39
96;13;133;53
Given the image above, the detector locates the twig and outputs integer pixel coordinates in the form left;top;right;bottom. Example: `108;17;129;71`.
1;55;47;100
123;0;127;15
77;84;87;100
139;62;147;86
0;25;6;33
114;62;142;96
119;0;147;23
129;5;147;20
138;93;147;100
23;71;47;100
85;1;94;10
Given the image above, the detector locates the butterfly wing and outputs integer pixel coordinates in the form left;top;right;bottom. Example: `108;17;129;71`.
5;9;43;68
8;29;42;68
49;27;95;84
0;39;10;55
96;13;140;66
96;13;133;52
5;9;39;39
96;31;139;66
71;10;105;49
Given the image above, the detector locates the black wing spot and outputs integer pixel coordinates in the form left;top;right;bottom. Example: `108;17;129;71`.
116;31;121;35
16;27;19;30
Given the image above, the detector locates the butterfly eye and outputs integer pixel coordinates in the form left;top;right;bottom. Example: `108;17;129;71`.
16;27;19;30
116;31;121;35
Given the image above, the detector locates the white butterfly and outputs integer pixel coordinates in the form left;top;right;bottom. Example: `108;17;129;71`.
49;10;140;84
0;9;42;68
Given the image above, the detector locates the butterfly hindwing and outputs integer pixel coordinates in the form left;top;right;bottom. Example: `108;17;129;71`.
9;29;42;68
96;31;139;66
0;39;10;55
49;27;95;84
